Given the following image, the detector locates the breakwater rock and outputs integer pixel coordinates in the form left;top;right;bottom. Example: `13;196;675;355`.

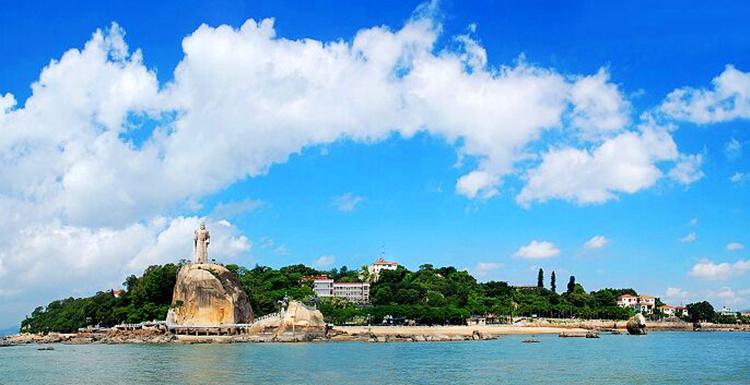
627;314;648;335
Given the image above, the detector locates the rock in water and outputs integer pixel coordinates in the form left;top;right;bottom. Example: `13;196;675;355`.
167;264;253;325
626;313;647;335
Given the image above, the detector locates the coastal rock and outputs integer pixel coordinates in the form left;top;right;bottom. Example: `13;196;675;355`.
626;314;648;335
280;301;325;328
167;264;253;326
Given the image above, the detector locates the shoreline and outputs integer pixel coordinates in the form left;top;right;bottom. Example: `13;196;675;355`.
3;322;749;346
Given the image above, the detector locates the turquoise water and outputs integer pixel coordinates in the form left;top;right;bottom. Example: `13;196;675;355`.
1;332;749;384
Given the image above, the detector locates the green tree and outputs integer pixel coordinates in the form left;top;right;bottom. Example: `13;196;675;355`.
537;268;544;288
686;301;715;323
550;271;556;293
567;276;576;293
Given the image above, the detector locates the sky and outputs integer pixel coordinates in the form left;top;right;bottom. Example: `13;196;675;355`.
1;0;749;327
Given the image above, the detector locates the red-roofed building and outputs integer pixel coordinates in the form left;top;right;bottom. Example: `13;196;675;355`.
617;294;656;313
367;247;399;281
112;290;123;298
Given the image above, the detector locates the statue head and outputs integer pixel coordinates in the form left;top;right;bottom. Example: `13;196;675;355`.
200;222;206;230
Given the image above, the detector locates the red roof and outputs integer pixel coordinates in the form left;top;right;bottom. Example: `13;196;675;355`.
618;294;635;298
660;305;674;309
302;276;330;280
373;261;398;265
639;294;655;299
112;290;122;296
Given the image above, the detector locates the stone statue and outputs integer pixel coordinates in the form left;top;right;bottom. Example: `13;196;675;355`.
194;222;210;264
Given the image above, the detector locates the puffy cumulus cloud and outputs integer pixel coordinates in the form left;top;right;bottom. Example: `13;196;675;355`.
661;65;750;124
513;240;560;259
331;193;364;212
455;171;499;200
313;255;335;267
569;69;630;141
726;242;744;251
0;3;716;323
471;261;503;277
0;216;250;319
584;235;609;249
687;259;750;281
517;124;680;206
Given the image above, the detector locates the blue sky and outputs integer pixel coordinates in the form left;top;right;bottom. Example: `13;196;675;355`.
0;0;749;327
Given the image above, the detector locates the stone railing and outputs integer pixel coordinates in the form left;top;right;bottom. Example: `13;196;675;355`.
253;312;280;324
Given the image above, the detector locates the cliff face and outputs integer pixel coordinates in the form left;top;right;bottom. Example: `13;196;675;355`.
167;264;253;326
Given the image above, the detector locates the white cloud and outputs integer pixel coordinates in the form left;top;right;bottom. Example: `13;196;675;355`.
0;216;250;319
331;193;364;212
668;153;704;185
211;198;263;219
664;287;689;299
0;3;731;324
725;138;743;160
689;218;699;226
688;259;750;281
727;242;744;251
584;235;609;249
706;287;748;306
472;261;503;277
455;171;499;200
569;68;630;141
517;123;680;206
513;240;560;259
661;65;750;124
730;172;747;184
680;232;697;243
313;255;335;268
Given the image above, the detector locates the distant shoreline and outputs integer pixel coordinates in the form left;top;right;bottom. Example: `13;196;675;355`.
3;321;749;346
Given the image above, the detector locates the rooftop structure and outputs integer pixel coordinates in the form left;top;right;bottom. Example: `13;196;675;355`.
367;246;399;281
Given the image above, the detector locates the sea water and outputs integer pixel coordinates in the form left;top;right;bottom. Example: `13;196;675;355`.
1;332;749;384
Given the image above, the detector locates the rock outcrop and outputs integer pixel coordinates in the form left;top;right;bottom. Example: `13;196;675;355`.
280;301;326;328
167;264;253;326
626;313;647;335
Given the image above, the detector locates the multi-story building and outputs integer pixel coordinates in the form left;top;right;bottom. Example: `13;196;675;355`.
617;294;656;314
659;304;676;316
304;276;370;303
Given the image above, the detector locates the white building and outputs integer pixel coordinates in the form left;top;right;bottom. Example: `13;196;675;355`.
659;304;676;316
305;276;370;303
719;306;734;316
617;294;656;314
368;259;399;281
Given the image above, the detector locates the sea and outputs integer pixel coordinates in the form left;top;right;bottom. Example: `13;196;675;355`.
1;332;748;384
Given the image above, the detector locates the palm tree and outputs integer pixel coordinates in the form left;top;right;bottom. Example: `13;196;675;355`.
359;264;373;283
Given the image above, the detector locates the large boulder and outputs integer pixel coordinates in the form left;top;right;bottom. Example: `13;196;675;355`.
167;264;253;326
626;313;647;335
281;301;326;328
